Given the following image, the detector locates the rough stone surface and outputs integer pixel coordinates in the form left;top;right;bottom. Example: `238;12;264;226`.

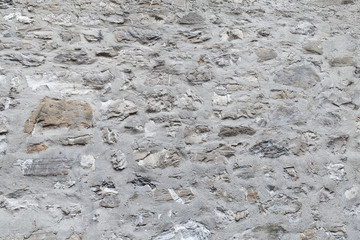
1;0;360;239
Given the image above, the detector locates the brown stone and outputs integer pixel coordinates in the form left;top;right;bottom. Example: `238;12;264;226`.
27;143;48;154
24;97;93;134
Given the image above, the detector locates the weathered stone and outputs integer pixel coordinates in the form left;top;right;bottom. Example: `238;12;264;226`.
327;163;346;181
95;48;119;58
83;70;114;89
250;141;289;158
274;65;320;89
262;195;302;214
178;13;205;25
330;56;357;67
54;50;95;65
232;225;286;240
234;165;255;179
0;116;8;134
27;143;48;154
102;14;125;24
102;128;118;144
345;186;358;200
6;53;45;67
114;27;161;44
186;68;212;85
300;229;316;240
235;210;249;221
146;90;174;113
4;12;34;24
302;41;323;55
218;126;256;138
59;31;81;42
28;230;56;240
153;221;211;240
136;149;181;168
103;99;138;120
179;30;211;43
246;187;259;203
130;175;156;189
220;28;243;41
283;167;298;181
83;32;103;42
152;188;194;204
61;135;92;145
24;97;93;134
213;92;231;106
3;234;24;240
255;48;277;62
291;21;316;35
18;158;72;176
184;125;210;144
80;155;95;171
66;234;82;240
0;0;13;9
327;135;348;154
100;194;120;208
111;150;127;171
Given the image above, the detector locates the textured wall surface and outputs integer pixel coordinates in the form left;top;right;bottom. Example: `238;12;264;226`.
0;0;360;239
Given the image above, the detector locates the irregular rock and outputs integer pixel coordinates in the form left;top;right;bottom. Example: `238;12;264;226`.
114;27;161;44
153;221;211;240
302;41;323;55
102;14;125;24
218;126;256;138
66;234;82;240
235;210;249;221
186;68;212;85
220;28;243;41
59;31;81;42
300;229;317;240
192;145;235;162
61;135;92;145
54;50;95;65
184;125;210;144
83;70;114;89
3;234;24;240
28;230;56;240
330;56;357;67
319;188;335;202
283;167;298;180
4;12;34;24
83;32;103;42
0;0;13;9
95;48;119;58
102;128;118;144
27;143;48;154
291;21;316;35
327;163;346;181
213;92;231;106
233;165;255;179
152;188;194;204
146;90;174;113
130;175;156;189
103;99;138;120
327;135;348;154
274;65;320;89
136;149;181;168
17;159;72;176
100;194;120;208
246;187;259;203
345;186;358;200
111;150;127;171
262;195;302;214
5;53;45;67
250;140;289;158
255;48;277;62
178;12;205;25
179;29;211;43
0;116;8;134
232;225;286;240
80;155;95;171
24;97;93;134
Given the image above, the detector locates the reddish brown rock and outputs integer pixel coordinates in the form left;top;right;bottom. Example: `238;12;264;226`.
27;143;48;153
24;97;93;134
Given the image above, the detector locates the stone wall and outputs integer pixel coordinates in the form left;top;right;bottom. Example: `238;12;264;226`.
0;0;360;239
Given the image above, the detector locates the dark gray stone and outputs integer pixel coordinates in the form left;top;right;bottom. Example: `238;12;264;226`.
18;159;72;176
249;141;289;158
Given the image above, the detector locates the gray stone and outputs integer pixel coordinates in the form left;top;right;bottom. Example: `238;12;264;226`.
61;135;92;145
0;0;13;9
136;149;181;168
114;27;161;44
291;21;316;35
111;150;127;171
178;13;205;25
262;195;302;214
153;221;211;240
232;225;286;240
5;53;45;67
218;126;256;138
100;194;120;208
274;65;320;89
103;99;138;120
102;128;118;144
17;158;72;176
255;48;277;62
54;50;96;65
83;70;114;89
330;56;357;67
302;41;323;55
327;163;346;181
249;141;289;158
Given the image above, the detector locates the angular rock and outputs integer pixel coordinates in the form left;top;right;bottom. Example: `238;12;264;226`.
0;116;8;134
100;194;120;208
24;97;93;134
186;68;212;85
152;188;194;204
250;140;289;158
114;27;161;44
146;90;174;113
178;12;205;25
153;221;211;240
80;155;95;171
232;225;286;240
246;187;259;203
59;31;81;42
0;135;7;154
6;53;45;67
220;28;243;41
61;135;92;145
83;70;114;89
103;99;138;120
291;21;316;35
327;163;346;181
213;93;231;106
302;41;323;55
218;126;256;138
179;30;211;43
330;56;357;67
274;65;320;89
27;143;48;154
130;175;156;189
111;150;127;171
95;48;119;58
18;159;72;176
67;234;82;240
28;230;56;240
136;149;181;168
54;50;95;65
83;32;103;42
0;0;13;9
184;125;210;144
255;48;277;62
234;165;255;179
327;135;348;154
283;167;298;180
345;186;358;200
262;195;302;214
102;128;118;144
102;14;125;24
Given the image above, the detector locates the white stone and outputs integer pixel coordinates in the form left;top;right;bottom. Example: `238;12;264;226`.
80;155;96;171
345;186;358;200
